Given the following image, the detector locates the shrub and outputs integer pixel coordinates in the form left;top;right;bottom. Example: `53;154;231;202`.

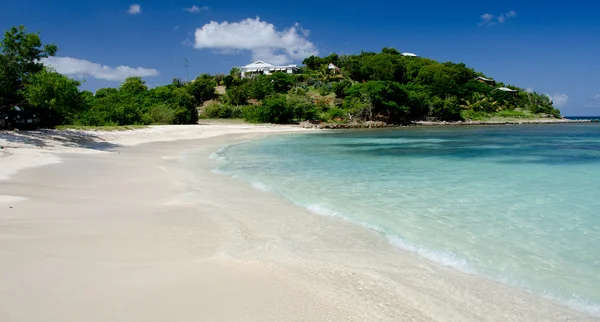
242;94;293;123
287;94;318;120
224;84;249;106
331;79;352;98
146;103;176;124
223;75;235;88
319;84;332;96
460;110;490;121
323;107;348;122
187;75;217;104
203;102;237;118
271;72;295;93
248;75;275;100
289;86;307;96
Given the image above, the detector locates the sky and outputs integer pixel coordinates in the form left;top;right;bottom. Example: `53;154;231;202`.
1;0;599;115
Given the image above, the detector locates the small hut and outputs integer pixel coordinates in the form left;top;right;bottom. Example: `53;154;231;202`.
328;63;341;75
475;76;496;86
496;87;519;97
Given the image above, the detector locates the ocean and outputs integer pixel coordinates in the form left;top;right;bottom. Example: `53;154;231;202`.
211;123;600;316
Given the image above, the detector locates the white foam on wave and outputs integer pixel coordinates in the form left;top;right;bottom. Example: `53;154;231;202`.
305;203;475;273
211;168;229;175
563;297;600;318
251;181;271;191
306;204;342;218
208;150;226;162
386;235;476;274
358;138;452;145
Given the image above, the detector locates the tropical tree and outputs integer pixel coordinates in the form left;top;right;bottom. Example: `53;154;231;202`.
0;25;58;111
23;67;85;125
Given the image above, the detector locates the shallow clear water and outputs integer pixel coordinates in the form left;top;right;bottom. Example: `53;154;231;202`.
213;124;600;315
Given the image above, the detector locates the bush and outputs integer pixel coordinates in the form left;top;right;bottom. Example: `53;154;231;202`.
287;94;318;120
203;102;242;119
495;110;530;118
271;72;295;93
429;96;461;121
223;75;234;88
187;75;216;104
331;79;352;98
460;110;490;121
242;94;293;123
224;84;249;106
146;103;176;124
322;107;348;122
289;86;307;96
319;84;332;96
248;75;275;100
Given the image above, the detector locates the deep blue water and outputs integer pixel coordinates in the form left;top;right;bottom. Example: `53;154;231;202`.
213;123;600;315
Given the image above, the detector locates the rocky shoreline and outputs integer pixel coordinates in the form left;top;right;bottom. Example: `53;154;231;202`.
300;119;598;129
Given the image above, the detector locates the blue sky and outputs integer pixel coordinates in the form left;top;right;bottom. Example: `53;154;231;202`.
1;0;599;115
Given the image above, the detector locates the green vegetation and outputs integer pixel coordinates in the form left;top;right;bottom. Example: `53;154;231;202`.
0;25;561;128
201;51;560;124
0;26;209;127
54;125;147;131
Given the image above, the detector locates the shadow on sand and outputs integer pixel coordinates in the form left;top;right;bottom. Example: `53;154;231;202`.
0;129;120;151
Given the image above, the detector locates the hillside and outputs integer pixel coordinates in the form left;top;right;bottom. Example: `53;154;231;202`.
202;48;560;125
1;25;560;128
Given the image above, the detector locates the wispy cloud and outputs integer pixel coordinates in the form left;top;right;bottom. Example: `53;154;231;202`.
193;17;318;65
584;94;600;108
127;4;141;15
42;57;159;81
183;5;208;13
479;10;516;26
550;93;569;107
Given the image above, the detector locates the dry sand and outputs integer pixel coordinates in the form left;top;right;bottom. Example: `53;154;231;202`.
0;125;596;321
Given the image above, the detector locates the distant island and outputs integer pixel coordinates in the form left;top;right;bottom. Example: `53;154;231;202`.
0;25;573;129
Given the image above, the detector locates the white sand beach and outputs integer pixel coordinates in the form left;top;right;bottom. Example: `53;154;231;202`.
0;124;596;321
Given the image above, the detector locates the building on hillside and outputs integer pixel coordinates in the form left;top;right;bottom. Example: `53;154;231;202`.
475;76;496;86
328;63;341;74
496;87;519;97
240;60;299;78
401;52;419;57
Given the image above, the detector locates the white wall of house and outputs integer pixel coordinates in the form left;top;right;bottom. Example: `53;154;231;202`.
240;60;298;78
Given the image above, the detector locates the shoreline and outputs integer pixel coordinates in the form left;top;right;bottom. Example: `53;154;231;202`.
206;132;600;319
0;125;597;321
300;118;597;129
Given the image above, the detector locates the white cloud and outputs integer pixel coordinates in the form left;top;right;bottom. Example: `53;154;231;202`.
128;4;141;15
183;5;208;13
479;10;516;26
525;87;534;93
550;93;569;107
193;17;318;65
584;94;600;107
42;57;159;81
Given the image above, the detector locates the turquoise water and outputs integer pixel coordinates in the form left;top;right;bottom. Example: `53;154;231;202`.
213;124;600;315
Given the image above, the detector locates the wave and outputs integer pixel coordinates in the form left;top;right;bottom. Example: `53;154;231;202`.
356;138;453;145
302;202;600;316
251;181;271;191
207;141;600;318
304;204;475;273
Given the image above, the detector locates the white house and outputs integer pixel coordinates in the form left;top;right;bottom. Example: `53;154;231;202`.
497;87;518;93
240;60;299;78
401;52;419;57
